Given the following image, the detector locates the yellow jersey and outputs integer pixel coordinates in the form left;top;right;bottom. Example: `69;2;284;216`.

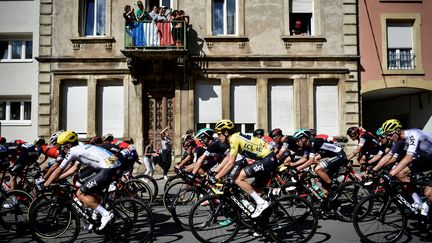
229;133;272;160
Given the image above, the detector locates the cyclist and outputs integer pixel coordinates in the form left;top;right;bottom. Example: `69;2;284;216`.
44;131;121;230
102;133;130;149
191;128;229;176
293;129;346;201
381;119;432;216
43;130;67;180
269;128;299;165
6;139;38;191
365;127;392;166
175;137;200;170
346;126;380;165
0;136;6;145
210;120;277;218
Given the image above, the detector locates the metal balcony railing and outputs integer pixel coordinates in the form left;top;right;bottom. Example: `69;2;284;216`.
387;48;415;70
124;20;187;49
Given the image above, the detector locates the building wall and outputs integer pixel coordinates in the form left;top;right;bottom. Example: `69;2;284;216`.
0;0;39;141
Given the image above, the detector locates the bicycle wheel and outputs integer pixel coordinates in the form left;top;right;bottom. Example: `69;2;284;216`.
102;197;154;242
122;179;153;207
172;186;202;230
163;175;182;192
133;174;159;200
267;194;318;243
335;181;369;222
189;195;240;243
28;198;80;243
353;193;407;243
163;180;187;213
0;190;32;232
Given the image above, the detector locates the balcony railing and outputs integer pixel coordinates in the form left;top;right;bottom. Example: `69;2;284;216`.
124;20;187;49
387;48;415;70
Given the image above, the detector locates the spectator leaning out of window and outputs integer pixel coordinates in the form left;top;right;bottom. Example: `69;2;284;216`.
292;20;307;36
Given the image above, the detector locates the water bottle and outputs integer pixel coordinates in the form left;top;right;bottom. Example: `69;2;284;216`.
312;183;324;198
241;198;255;213
35;176;45;191
73;197;83;207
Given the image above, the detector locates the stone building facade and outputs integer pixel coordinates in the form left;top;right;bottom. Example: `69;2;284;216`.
37;0;360;159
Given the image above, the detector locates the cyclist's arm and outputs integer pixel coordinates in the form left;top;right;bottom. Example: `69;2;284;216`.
289;155;307;167
192;153;207;174
372;153;393;172
366;153;383;165
296;155;314;171
390;153;413;177
347;145;361;161
215;153;236;180
44;166;63;187
59;163;80;180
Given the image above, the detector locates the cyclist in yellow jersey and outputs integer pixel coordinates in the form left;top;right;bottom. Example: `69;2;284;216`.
210;119;278;218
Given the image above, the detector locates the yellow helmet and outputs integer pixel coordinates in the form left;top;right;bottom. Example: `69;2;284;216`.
57;130;78;145
215;119;235;132
381;119;402;135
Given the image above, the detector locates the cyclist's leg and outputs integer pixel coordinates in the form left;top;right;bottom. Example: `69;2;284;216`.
315;153;346;200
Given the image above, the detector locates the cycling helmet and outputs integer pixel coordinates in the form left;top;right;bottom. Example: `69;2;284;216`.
253;129;265;137
293;129;312;140
309;128;317;137
57;131;78;145
89;136;103;145
49;130;64;145
0;136;6;144
103;133;114;142
196;128;215;140
346;127;360;137
181;133;193;144
14;139;26;145
183;138;196;148
269;128;283;138
35;138;46;145
376;128;384;138
214;119;235;132
381;119;402;135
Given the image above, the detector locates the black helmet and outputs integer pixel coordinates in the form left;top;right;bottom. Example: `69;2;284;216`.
346;127;360;137
253;129;265;137
269;128;283;138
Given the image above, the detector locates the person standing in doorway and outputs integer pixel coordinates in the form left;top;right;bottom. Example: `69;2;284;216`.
143;138;157;177
160;127;172;180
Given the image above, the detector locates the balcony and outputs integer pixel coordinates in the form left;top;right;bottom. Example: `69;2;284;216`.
387;49;415;70
124;20;187;50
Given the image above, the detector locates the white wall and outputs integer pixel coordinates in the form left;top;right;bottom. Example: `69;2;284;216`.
0;0;39;141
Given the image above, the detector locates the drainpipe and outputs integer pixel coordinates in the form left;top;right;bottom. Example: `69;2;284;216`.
356;0;362;127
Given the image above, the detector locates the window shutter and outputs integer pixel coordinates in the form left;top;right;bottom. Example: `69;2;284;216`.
62;82;88;136
387;23;412;49
314;83;339;135
195;81;222;123
269;82;294;134
292;0;313;13
231;81;256;124
98;82;124;137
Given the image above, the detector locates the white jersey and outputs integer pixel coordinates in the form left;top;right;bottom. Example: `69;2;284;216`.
404;129;432;157
59;144;121;170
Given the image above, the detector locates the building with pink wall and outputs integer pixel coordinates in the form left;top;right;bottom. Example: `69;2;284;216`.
359;0;432;132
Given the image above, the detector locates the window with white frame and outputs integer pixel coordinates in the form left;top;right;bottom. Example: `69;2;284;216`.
82;0;106;36
195;80;222;130
0;39;32;62
97;81;124;137
268;80;294;135
290;0;314;36
148;0;172;9
62;81;88;137
0;99;31;125
212;0;237;35
231;80;256;134
387;21;414;70
314;80;339;135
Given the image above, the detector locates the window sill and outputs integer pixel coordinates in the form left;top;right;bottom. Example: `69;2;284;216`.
0;59;33;63
70;36;115;50
0;120;31;126
204;36;249;49
281;36;327;43
382;69;424;75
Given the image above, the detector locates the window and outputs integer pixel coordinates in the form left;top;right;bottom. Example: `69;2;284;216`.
62;81;88;137
148;0;172;8
314;81;339;135
82;0;106;36
195;81;222;129
290;0;314;36
0;99;31;125
212;0;237;35
0;40;32;62
97;81;124;137
268;81;294;135
387;21;414;70
231;80;256;134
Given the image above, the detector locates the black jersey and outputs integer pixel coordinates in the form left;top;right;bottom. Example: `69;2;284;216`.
308;138;343;158
358;131;380;154
204;140;229;163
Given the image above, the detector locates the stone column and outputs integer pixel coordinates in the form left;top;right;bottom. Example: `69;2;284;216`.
256;77;268;131
221;76;231;119
87;75;97;138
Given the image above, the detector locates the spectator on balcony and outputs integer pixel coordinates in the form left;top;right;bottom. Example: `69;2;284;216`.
292;20;307;36
172;10;188;48
123;5;137;29
135;1;149;21
133;1;147;47
149;6;158;20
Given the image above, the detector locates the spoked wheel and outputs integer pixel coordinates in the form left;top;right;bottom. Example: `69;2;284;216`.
163;181;187;213
101;197;154;242
28;198;80;243
172;186;203;230
189;195;240;243
353;193;406;243
335;181;369;222
163;175;183;192
267;194;318;243
122;179;153;207
0;190;33;233
133;174;159;200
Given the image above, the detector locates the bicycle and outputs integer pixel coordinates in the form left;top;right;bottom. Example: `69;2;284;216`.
188;181;318;243
28;181;154;243
353;171;432;243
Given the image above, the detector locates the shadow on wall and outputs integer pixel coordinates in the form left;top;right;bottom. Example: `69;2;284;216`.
363;91;432;133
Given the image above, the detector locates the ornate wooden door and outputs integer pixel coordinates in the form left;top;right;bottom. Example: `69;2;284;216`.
144;80;175;152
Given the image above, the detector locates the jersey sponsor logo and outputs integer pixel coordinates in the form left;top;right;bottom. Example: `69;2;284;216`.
86;180;97;189
409;135;415;146
104;155;118;166
78;154;99;163
252;163;264;172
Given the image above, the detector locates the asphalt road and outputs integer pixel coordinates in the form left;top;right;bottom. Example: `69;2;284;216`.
1;176;430;243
